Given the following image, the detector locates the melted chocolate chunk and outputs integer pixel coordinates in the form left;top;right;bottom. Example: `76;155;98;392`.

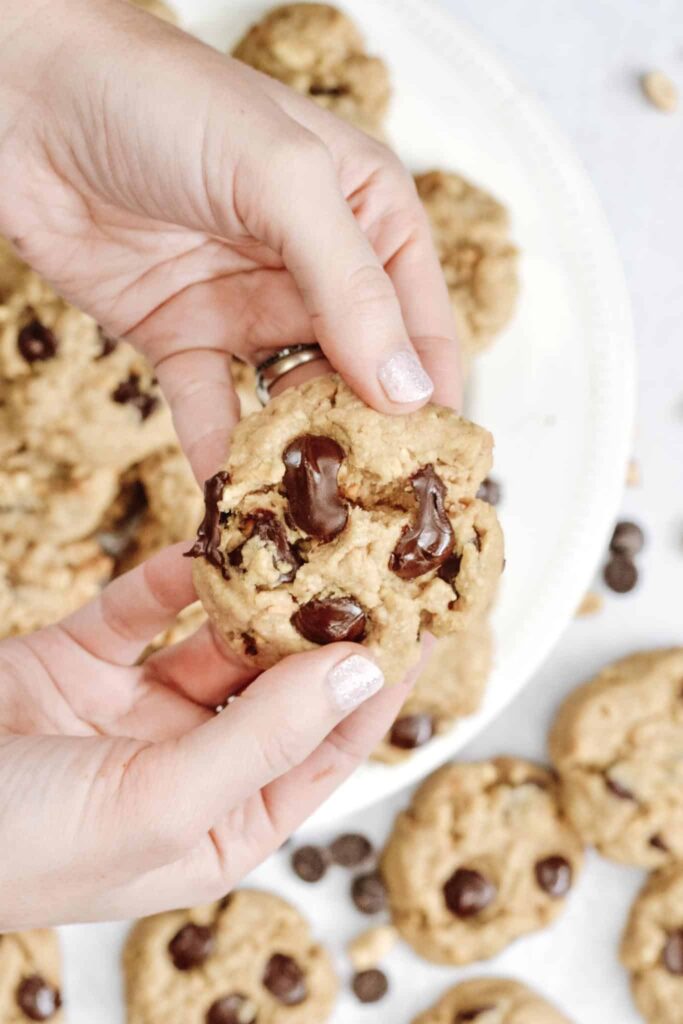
650;833;669;852
17;319;58;364
112;373;159;420
455;1009;496;1022
292;595;366;645
605;775;636;801
443;868;496;918
206;994;256;1024
16;976;61;1021
534;856;572;898
437;552;462;590
186;471;230;577
168;923;214;970
329;833;373;868
291;845;329;883
262;954;307;1005
351;969;388;1003
240;510;301;583
389;713;434;750
663;930;683;975
390;465;454;580
96;327;118;359
282;435;348;541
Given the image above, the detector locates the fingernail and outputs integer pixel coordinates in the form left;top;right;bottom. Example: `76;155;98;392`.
327;654;384;712
378;350;434;404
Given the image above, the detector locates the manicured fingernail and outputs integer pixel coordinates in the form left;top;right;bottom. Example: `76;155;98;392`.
327;654;384;712
378;350;433;404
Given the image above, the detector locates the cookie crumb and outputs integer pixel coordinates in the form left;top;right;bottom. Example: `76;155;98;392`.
641;70;678;112
626;458;640;487
347;925;397;971
576;591;604;617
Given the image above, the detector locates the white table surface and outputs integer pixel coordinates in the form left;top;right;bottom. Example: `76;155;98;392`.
60;2;682;1021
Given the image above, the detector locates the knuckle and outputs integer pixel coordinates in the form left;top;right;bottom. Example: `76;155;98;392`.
257;721;308;779
345;263;396;309
270;127;331;180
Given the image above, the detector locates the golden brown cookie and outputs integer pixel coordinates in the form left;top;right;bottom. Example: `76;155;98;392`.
189;374;503;684
412;977;572;1024
124;889;337;1024
381;759;583;963
0;929;63;1023
549;648;683;867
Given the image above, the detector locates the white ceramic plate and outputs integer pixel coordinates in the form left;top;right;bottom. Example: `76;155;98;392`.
178;0;636;825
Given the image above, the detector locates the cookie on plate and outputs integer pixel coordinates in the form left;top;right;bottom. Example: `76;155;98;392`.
412;977;571;1024
549;648;683;867
124;889;337;1024
0;928;63;1022
621;864;683;1024
189;374;503;684
381;759;583;963
416;171;519;358
233;3;391;136
373;617;492;762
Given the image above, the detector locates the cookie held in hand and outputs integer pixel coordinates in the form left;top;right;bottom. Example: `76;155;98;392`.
189;375;503;684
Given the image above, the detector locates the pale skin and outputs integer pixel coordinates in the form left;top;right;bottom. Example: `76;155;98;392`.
0;0;459;928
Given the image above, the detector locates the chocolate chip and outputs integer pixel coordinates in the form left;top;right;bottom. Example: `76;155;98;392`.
610;520;645;557
455;1009;495;1022
476;476;501;506
437;552;462;593
535;856;572;897
663;930;683;974
186;471;230;577
443;868;496;918
112;373;158;420
96;327;118;359
240;510;301;584
262;954;307;1005
17;319;58;364
283;435;348;541
389;713;434;749
351;968;388;1003
16;976;61;1021
241;632;258;657
605;775;636;800
603;555;638;593
292;595;366;645
310;83;349;97
329;833;373;868
351;870;386;914
291;845;328;882
168;923;214;970
206;994;256;1024
650;833;669;852
390;465;454;579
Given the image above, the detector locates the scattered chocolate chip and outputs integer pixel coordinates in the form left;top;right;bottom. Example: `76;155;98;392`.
389;713;434;750
241;632;258;657
262;954;307;1005
351;871;387;914
604;555;638;594
351;968;388;1003
186;471;230;577
292;595;366;645
283;434;348;541
310;83;349;97
168;923;214;970
535;856;572;898
16;976;61;1021
206;994;256;1024
443;868;496;918
96;327;118;359
650;833;669;852
476;477;501;506
17;319;58;364
240;509;301;583
329;833;373;868
664;930;683;974
390;465;454;579
291;845;329;883
455;1009;495;1022
605;775;636;801
610;520;645;557
112;373;158;420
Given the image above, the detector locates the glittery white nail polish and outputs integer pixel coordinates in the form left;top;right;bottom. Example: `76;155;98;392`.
327;655;384;712
378;350;434;404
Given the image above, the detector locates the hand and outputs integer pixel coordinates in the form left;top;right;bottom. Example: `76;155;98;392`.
0;544;416;930
0;0;460;482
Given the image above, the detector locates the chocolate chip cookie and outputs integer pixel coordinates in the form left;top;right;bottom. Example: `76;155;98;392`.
232;3;391;136
416;171;519;358
412;977;572;1024
549;648;683;867
381;759;583;963
373;617;492;762
124;889;337;1024
189;374;503;684
621;864;683;1024
0;929;63;1022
